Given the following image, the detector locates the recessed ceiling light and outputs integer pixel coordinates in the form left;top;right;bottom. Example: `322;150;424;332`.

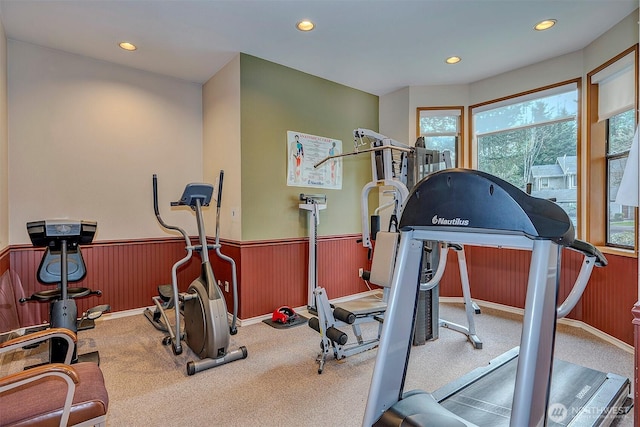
296;20;315;32
534;19;557;31
445;56;461;64
119;42;137;51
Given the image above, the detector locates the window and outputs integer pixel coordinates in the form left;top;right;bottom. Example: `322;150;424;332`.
587;45;637;251
471;81;579;226
417;107;463;167
607;110;636;249
540;177;549;189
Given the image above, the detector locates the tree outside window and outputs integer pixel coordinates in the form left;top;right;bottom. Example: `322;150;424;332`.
472;83;579;226
607;109;635;248
417;107;462;167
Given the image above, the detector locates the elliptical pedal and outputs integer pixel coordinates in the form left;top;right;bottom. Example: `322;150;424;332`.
157;284;174;304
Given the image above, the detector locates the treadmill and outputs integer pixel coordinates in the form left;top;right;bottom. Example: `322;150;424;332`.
362;169;632;427
433;347;630;426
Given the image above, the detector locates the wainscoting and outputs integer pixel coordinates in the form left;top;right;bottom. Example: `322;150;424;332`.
1;236;637;345
439;245;637;345
4;234;370;323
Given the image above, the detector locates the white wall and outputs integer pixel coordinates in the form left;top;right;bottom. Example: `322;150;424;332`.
379;86;410;143
395;9;637;143
7;41;203;244
0;18;7;250
583;10;638;74
202;55;242;241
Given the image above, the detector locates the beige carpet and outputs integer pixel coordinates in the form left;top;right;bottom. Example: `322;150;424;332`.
2;302;634;426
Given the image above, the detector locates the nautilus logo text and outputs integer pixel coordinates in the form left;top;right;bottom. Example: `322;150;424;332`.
431;215;470;226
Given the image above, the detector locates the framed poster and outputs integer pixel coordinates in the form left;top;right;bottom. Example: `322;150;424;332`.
287;131;342;189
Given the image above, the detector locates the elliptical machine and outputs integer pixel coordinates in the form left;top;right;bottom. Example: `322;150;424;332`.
146;171;246;375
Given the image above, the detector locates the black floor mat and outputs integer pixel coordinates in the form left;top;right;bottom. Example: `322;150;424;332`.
262;314;308;329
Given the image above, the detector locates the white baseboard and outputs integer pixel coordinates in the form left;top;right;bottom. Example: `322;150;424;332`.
97;295;635;355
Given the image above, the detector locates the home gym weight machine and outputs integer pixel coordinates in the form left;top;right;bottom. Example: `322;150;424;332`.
21;219;110;364
146;172;246;375
307;131;481;373
315;129;480;346
362;169;631;427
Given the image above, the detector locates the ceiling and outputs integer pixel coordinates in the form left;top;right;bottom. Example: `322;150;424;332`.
0;0;637;96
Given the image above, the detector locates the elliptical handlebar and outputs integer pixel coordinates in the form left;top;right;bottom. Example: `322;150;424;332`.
217;170;224;209
152;174;195;356
153;174;192;248
212;170;239;334
215;171;224;246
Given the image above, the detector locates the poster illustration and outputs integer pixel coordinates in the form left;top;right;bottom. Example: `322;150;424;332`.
287;131;342;189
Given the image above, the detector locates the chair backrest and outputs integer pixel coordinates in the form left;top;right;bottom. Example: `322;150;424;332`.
0;270;41;335
369;231;399;288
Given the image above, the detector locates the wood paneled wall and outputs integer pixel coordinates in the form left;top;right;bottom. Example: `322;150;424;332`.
0;247;9;276
4;234;369;325
237;235;370;318
9;239;202;324
439;246;637;345
3;236;637;345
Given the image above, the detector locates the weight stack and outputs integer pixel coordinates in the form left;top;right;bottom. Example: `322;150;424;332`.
413;284;439;346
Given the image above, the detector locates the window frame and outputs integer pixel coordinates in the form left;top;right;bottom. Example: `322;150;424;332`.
586;44;638;255
416;106;464;167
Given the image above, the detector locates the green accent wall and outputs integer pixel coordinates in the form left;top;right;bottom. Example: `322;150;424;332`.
240;54;378;241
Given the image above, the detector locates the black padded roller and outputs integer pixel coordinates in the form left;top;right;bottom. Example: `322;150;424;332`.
308;316;320;332
309;317;348;345
333;307;356;324
326;327;348;345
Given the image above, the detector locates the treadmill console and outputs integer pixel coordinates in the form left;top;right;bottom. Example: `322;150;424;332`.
399;168;574;246
27;219;97;248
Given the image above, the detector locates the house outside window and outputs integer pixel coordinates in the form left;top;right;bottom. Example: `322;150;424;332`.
471;81;579;226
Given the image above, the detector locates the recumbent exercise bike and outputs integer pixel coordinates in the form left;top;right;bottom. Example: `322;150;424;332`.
21;219;110;364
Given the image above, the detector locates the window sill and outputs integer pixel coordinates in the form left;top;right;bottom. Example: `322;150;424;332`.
596;245;637;259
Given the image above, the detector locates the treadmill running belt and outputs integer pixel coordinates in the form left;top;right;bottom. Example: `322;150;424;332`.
440;358;608;426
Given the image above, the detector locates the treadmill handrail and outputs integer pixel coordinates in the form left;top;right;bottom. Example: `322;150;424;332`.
568;238;607;267
556;239;607;318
